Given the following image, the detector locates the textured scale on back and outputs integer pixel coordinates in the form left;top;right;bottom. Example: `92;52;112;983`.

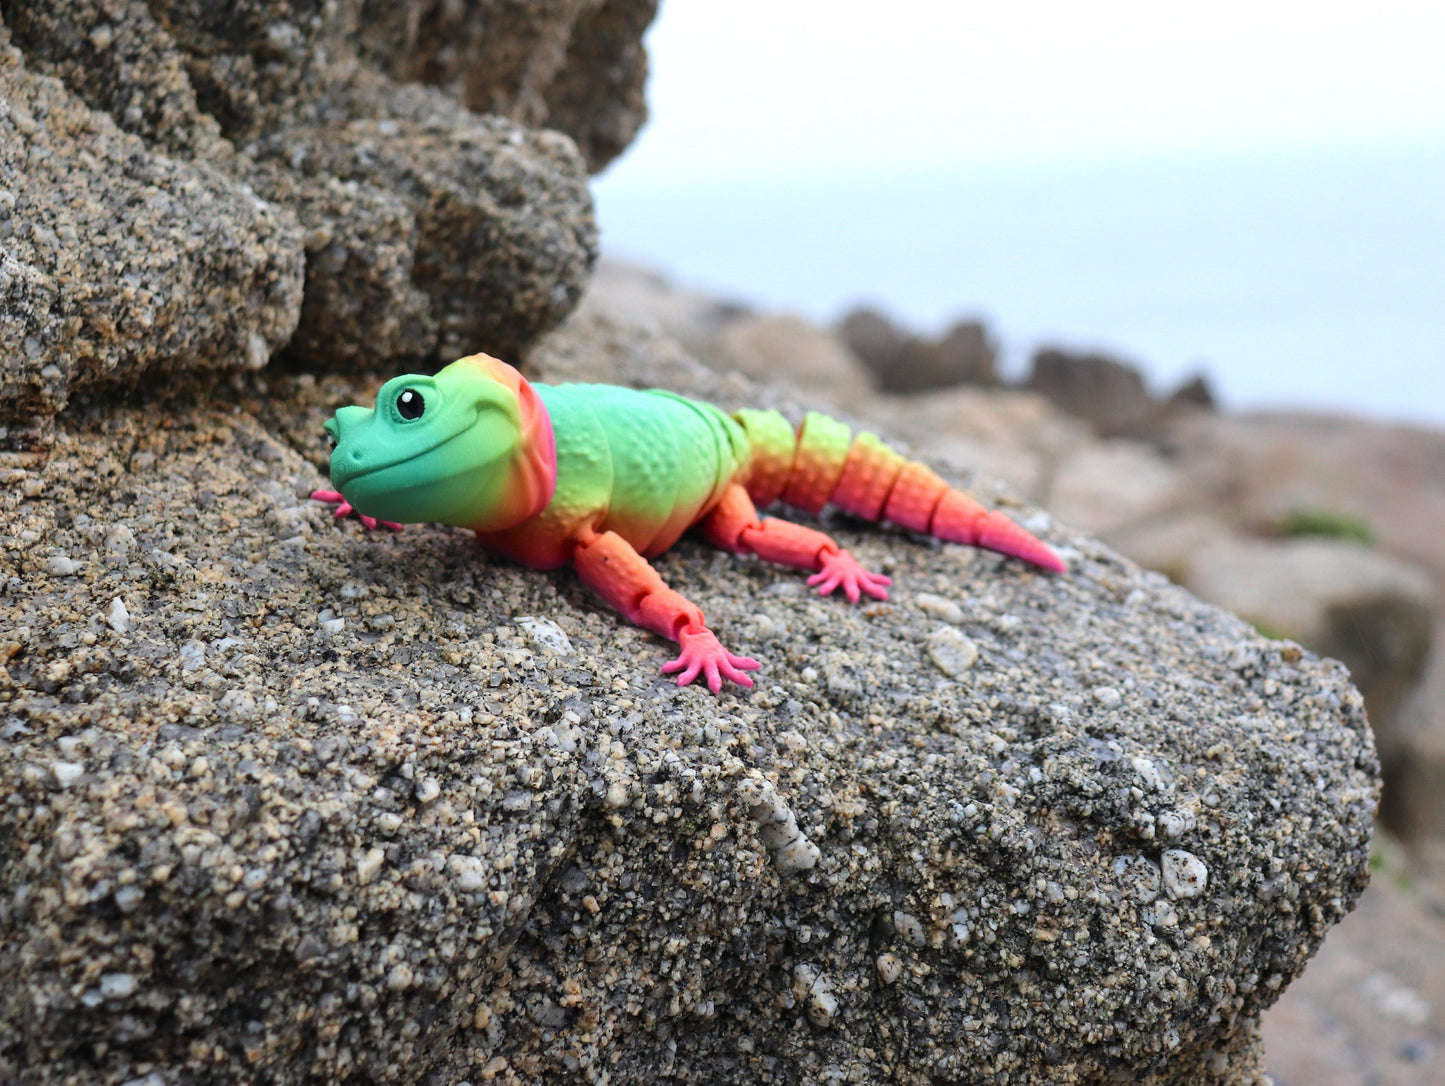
314;353;1065;692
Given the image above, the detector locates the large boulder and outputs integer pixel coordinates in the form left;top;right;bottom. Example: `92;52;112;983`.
0;316;1377;1084
1;0;644;443
0;37;304;446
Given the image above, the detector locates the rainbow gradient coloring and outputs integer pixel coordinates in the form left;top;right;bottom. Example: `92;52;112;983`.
315;353;1065;692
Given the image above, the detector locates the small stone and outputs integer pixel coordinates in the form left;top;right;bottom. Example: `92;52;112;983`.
415;778;441;804
516;616;572;655
100;973;136;1000
386;964;414;990
1161;849;1209;899
915;592;964;624
52;761;84;788
926;626;978;677
876;953;903;984
44;555;81;576
893;910;926;947
105;598;131;634
357;848;385;886
775;837;820;874
1092;686;1122;709
114;885;145;913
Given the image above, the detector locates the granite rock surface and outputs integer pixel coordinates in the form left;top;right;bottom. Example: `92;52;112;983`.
1;0;636;442
0;37;304;447
0;315;1378;1084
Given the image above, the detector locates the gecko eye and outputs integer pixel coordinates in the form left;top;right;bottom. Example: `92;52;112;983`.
396;389;425;420
325;431;337;448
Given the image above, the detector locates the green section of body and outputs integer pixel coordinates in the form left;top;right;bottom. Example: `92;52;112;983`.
535;383;750;556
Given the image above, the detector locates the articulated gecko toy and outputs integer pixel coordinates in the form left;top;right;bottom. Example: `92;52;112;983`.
313;353;1064;692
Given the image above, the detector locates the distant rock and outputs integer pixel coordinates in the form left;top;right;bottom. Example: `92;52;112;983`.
838;306;999;393
1184;537;1433;724
1168;372;1217;410
1026;346;1156;434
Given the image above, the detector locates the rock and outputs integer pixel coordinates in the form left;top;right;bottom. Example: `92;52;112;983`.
355;0;659;173
1026;346;1157;434
1044;439;1186;537
838;307;999;393
578;257;752;347
837;306;911;383
256;107;597;363
1167;373;1217;410
0;38;305;446
0;320;1378;1085
10;0;658;171
928;318;1000;388
2;0;643;439
1262;854;1445;1086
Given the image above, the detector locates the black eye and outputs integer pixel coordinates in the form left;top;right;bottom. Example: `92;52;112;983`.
396;389;425;420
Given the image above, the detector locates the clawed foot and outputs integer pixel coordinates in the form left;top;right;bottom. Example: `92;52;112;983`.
807;548;892;603
661;624;760;694
310;489;403;532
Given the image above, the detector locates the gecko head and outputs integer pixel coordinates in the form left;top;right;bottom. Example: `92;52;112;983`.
323;354;556;529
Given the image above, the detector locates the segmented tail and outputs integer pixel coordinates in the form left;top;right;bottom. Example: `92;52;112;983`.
732;408;1065;573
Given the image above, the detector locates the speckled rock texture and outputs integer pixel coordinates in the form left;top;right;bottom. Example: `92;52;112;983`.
0;36;304;447
1;0;631;441
355;0;660;173
0;315;1378;1084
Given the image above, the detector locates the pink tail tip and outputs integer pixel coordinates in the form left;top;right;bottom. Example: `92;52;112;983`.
976;512;1067;573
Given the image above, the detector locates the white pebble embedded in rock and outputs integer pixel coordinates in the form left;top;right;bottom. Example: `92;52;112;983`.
516;616;573;656
915;592;964;624
51;761;84;788
926;626;978;677
736;776;820;874
1161;849;1209;899
45;555;81;576
105;597;131;634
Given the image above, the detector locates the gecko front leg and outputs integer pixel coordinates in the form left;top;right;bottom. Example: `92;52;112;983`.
571;528;760;693
311;489;404;532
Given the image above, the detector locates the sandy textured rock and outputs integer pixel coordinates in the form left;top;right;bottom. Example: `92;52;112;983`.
0;37;304;446
357;0;659;172
256;104;597;364
2;0;634;435
0;320;1377;1084
10;0;657;171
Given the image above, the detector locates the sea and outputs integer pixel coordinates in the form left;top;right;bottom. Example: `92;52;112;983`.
593;144;1445;429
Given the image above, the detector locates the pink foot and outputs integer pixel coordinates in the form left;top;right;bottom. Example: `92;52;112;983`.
660;624;760;694
807;548;892;603
310;489;403;532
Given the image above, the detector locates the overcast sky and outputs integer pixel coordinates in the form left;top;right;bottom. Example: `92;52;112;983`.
601;0;1445;187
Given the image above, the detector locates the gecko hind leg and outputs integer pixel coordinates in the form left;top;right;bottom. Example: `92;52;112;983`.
702;484;891;604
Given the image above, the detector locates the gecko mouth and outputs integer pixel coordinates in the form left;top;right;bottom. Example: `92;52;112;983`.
328;414;477;491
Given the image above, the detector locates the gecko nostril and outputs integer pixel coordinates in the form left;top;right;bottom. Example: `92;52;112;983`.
351;449;363;461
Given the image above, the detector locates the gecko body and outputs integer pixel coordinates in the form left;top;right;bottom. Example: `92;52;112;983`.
316;353;1064;691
